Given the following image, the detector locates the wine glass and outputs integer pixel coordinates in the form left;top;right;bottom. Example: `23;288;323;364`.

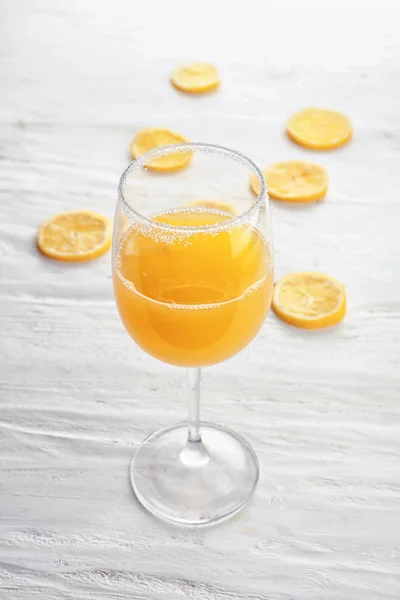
112;142;273;526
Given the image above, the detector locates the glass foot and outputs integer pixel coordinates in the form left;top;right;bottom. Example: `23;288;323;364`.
130;422;259;526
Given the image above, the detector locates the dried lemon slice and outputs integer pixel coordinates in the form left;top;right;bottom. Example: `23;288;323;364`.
37;210;112;262
250;160;328;202
287;108;352;150
130;128;192;172
185;200;237;214
272;272;346;329
171;63;220;93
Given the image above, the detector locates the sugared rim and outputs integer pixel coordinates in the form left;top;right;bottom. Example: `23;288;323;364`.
117;142;267;234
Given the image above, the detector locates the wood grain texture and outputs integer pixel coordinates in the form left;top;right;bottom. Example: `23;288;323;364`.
1;1;400;598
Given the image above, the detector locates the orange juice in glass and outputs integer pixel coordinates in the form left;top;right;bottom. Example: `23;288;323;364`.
112;143;273;526
114;208;272;367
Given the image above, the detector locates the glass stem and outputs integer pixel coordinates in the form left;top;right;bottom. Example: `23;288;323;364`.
180;368;209;467
187;367;202;443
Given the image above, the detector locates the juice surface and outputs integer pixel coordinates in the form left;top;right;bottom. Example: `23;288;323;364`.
114;208;273;367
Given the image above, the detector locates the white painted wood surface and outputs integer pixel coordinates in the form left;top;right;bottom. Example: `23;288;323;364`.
1;1;400;598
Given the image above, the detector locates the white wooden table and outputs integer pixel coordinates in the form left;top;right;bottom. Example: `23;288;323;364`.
1;2;399;598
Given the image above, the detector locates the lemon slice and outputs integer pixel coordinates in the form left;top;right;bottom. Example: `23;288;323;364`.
37;210;112;262
130;128;192;172
272;272;346;329
171;63;220;93
185;200;237;214
250;160;328;202
229;223;255;259
287;108;352;150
